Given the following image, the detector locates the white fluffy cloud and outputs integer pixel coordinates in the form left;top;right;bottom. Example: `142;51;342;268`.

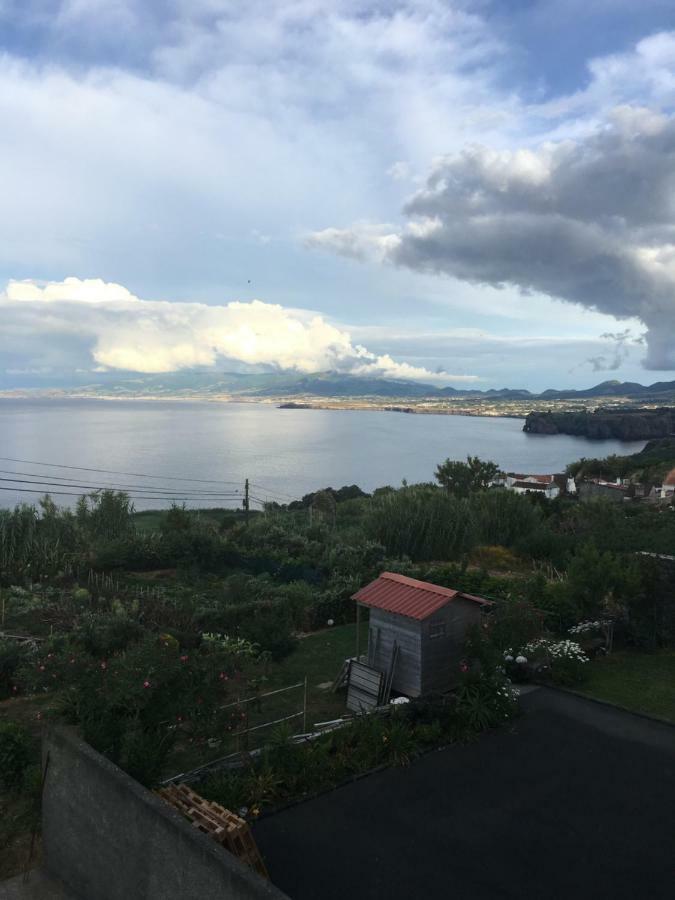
0;277;478;382
311;105;675;369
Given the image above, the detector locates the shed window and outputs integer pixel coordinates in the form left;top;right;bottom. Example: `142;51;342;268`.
429;622;446;639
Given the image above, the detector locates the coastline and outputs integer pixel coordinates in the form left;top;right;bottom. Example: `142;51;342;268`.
0;390;528;418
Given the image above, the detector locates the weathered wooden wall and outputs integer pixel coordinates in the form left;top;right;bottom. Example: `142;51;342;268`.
421;598;483;694
367;608;422;696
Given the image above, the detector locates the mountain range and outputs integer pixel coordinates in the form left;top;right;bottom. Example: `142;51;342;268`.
9;371;675;402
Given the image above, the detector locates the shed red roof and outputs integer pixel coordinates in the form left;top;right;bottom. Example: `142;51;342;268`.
352;571;490;621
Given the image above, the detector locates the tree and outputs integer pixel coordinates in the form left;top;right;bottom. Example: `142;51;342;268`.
435;456;499;497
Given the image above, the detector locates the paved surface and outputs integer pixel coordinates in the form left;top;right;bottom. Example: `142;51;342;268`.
254;689;675;900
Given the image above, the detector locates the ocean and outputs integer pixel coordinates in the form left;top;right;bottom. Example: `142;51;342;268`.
0;398;646;510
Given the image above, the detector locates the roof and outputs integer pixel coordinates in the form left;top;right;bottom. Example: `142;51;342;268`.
352;572;490;621
512;480;550;491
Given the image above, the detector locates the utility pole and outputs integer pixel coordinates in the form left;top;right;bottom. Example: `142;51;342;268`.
244;478;250;525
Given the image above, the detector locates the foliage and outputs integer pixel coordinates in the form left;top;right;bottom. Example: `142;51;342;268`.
0;722;32;790
488;601;544;654
455;671;518;730
567;437;675;483
435;456;500;497
521;638;590;686
472;490;543;548
0;638;30;699
368;485;473;561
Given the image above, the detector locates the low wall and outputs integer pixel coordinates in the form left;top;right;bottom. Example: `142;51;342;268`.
41;727;288;900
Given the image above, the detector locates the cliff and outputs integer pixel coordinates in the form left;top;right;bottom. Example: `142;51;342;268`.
523;408;675;440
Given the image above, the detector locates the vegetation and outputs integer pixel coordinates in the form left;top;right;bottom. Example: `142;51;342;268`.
524;407;675;440
567;437;675;483
1;446;674;876
435;455;499;497
578;650;675;722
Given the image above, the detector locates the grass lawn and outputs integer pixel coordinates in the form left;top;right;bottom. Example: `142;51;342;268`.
262;620;369;725
132;507;255;533
579;649;675;723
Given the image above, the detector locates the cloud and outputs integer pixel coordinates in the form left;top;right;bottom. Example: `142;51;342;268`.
311;106;675;370
0;277;478;384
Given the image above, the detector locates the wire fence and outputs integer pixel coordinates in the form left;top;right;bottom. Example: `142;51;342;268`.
162;679;309;785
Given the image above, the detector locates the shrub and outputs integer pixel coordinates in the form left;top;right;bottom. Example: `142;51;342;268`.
74;611;144;656
489;601;544;654
0;638;29;699
0;722;32;789
522;638;590;686
455;671;519;731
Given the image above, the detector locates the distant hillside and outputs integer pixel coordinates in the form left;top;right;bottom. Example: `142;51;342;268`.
524;407;675;440
539;379;675;401
4;369;675;403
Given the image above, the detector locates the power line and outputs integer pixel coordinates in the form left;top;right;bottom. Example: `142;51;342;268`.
250;482;299;501
0;485;243;502
0;475;241;498
0;456;241;486
0;470;242;496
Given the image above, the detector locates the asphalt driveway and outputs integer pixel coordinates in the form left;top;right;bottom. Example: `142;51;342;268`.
254;689;675;900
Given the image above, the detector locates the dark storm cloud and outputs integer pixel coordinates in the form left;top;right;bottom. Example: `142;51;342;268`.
315;107;675;369
392;107;675;368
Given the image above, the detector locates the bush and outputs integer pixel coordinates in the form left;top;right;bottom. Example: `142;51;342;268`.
455;671;519;731
522;638;590;686
74;612;144;656
0;638;29;699
0;722;32;789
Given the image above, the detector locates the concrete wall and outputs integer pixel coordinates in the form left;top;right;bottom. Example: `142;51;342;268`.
41;726;288;900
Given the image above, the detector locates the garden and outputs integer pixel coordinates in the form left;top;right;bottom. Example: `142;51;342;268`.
1;458;674;878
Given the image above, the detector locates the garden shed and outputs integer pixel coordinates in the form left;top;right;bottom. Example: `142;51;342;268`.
352;572;491;698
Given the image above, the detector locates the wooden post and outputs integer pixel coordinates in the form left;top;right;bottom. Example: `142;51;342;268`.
355;603;361;662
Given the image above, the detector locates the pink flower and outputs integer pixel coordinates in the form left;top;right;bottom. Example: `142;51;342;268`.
143;680;150;688
36;712;42;720
100;661;107;670
69;658;75;664
12;685;18;693
219;672;228;681
459;661;469;673
38;665;45;672
180;655;188;663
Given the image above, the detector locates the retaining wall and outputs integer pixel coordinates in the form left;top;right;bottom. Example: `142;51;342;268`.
41;726;288;900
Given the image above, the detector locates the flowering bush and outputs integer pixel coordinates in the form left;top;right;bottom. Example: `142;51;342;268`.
455;670;519;730
568;620;610;636
522;638;589;686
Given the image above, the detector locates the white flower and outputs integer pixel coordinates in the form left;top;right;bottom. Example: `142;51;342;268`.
515;655;527;665
327;618;334;626
504;654;514;662
390;696;410;705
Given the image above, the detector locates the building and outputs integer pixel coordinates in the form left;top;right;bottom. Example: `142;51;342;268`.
494;472;569;499
577;478;650;503
351;572;490;698
657;467;675;501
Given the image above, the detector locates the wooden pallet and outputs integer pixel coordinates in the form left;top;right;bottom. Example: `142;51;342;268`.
158;783;269;879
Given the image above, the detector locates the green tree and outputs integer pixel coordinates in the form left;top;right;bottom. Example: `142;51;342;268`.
435;456;499;497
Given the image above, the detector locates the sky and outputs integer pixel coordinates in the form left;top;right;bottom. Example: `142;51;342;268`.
1;0;675;391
